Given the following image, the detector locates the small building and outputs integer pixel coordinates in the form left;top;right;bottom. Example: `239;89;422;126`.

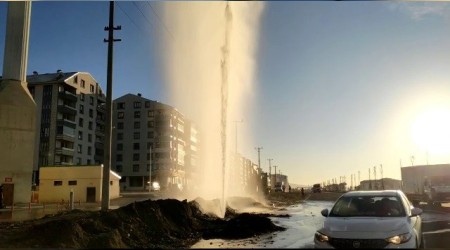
38;165;121;203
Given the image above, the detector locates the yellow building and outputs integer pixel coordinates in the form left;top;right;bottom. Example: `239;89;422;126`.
39;165;121;203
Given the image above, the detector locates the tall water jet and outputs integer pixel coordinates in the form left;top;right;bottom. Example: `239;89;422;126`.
159;1;265;217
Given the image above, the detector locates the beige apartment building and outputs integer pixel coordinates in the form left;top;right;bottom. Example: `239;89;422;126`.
27;71;106;184
112;93;198;191
39;165;120;203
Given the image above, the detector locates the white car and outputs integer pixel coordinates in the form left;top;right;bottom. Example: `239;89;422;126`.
314;190;423;249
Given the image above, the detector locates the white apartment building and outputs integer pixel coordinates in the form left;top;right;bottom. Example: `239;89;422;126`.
112;93;198;191
27;71;106;184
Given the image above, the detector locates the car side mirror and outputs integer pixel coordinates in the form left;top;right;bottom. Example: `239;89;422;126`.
411;207;423;216
321;208;329;217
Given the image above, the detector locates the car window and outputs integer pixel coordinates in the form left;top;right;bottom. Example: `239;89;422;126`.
329;195;406;217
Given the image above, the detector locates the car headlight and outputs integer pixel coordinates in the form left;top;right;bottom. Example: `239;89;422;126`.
385;233;412;244
315;231;329;242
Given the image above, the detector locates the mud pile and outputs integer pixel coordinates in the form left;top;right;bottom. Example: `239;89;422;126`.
0;198;285;248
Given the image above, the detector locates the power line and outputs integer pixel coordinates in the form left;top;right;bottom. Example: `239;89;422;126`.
132;1;156;31
146;2;174;40
116;2;146;35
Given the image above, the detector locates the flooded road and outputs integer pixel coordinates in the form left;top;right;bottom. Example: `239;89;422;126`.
192;200;333;248
192;200;450;248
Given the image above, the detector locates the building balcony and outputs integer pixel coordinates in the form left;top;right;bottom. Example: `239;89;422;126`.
57;103;77;115
56;161;74;166
95;141;104;149
95;128;105;136
96;117;105;124
56;133;75;142
59;90;78;101
97;104;106;112
56;118;77;129
55;147;74;156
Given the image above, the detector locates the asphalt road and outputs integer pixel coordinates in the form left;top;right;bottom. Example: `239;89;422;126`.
421;210;450;248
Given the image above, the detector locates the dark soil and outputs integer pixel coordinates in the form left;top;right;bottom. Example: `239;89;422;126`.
0;198;285;248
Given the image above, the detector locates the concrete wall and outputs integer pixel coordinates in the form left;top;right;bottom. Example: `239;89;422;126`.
39;165;120;203
0;80;36;203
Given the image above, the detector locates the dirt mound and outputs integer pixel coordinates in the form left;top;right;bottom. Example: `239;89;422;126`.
0;198;285;248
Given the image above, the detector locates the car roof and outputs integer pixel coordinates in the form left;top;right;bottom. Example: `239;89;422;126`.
341;190;403;197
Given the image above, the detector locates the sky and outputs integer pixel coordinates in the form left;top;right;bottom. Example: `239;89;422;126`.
2;1;450;186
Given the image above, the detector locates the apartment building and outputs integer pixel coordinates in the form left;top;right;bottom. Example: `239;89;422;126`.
112;93;198;191
27;71;106;183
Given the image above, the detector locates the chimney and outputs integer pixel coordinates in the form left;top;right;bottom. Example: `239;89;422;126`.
137;93;142;97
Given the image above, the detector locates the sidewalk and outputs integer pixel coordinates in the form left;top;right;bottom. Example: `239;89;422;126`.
0;191;162;222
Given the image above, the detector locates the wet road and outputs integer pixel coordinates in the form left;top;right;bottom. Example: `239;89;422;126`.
192;200;450;248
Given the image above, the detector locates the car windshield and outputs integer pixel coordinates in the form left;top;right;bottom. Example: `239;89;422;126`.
329;195;406;217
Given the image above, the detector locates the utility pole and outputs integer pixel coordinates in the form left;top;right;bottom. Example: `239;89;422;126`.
373;166;377;190
380;164;384;190
101;1;121;211
255;146;263;171
267;158;273;188
368;168;372;190
274;165;277;184
358;171;360;187
233;120;243;153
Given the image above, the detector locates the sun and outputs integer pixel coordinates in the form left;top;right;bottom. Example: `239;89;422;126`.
411;107;450;155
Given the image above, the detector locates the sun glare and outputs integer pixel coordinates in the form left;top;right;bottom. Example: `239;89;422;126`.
411;108;450;154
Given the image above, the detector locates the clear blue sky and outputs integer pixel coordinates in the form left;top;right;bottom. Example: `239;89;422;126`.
2;1;450;186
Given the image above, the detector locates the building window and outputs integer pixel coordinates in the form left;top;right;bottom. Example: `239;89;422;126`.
87;159;91;165
134;111;141;118
147;121;154;128
74;75;78;84
90;84;95;93
147;110;154;117
134;121;140;129
147;164;150;171
78;131;83;140
88;121;93;130
77;157;81;165
88;133;92;142
116;165;122;172
117;143;123;151
81;79;85;88
117;122;124;129
133;164;139;172
80;93;85;101
117;102;125;109
89;109;93;118
79;104;84;114
133;143;140;150
88;146;92;155
77;144;82;153
110;181;113;186
147;142;153;149
90;96;94;105
133;153;140;161
145;101;150;108
118;112;124;119
147;153;150;160
134;132;140;139
147;131;154;138
134;101;142;109
68;180;77;186
116;154;122;161
54;181;63;186
117;133;123;140
79;118;83;127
